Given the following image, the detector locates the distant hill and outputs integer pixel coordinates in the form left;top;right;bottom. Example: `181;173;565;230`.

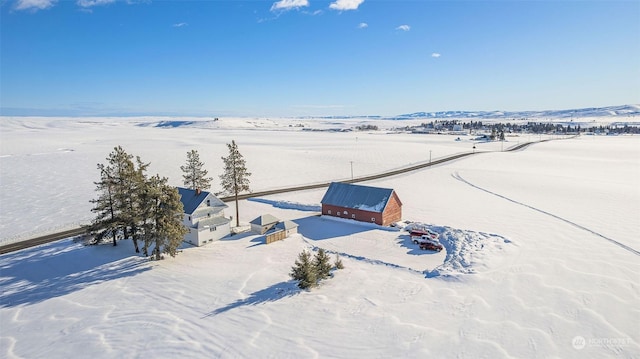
394;104;640;120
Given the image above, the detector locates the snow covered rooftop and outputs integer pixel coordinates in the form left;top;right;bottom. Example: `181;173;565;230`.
320;182;397;213
177;187;226;215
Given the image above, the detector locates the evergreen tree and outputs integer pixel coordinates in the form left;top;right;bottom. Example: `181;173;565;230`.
86;163;119;246
181;149;212;190
107;147;149;253
87;146;146;250
140;175;188;260
313;248;332;280
290;250;317;289
219;140;251;227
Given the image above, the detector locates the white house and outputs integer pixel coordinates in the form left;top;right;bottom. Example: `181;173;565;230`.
250;214;280;234
177;187;231;246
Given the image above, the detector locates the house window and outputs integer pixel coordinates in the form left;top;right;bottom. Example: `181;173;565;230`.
188;216;191;221
351;214;356;219
207;199;210;206
207;213;210;217
210;226;216;232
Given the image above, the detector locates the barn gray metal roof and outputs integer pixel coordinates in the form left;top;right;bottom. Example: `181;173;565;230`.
320;182;396;213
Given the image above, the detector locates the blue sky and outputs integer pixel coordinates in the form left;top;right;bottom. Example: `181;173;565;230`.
1;0;639;117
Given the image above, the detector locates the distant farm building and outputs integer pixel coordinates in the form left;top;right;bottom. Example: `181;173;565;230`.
320;182;402;226
178;187;231;246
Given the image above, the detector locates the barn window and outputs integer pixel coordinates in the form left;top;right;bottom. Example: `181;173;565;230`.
343;211;348;215
371;217;376;222
337;211;341;216
351;214;355;219
328;210;332;215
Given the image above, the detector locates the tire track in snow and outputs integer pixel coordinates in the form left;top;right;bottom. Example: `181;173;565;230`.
452;172;640;257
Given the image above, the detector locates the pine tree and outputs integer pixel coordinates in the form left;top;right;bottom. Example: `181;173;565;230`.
87;146;146;249
86;163;120;246
313;248;332;280
107;146;149;253
334;254;344;270
181;150;212;190
290;250;317;289
140;175;188;260
219;140;251;227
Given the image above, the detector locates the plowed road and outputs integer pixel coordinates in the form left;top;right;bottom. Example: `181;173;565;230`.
0;141;537;255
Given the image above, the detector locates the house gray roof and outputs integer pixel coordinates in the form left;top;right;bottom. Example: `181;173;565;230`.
250;214;280;226
177;187;227;215
320;182;397;213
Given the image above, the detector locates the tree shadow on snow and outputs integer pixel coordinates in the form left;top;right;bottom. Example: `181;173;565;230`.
0;239;150;308
294;215;395;241
203;281;299;317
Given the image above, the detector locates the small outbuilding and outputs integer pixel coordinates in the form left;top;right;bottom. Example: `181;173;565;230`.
250;214;280;234
275;220;299;237
320;182;402;226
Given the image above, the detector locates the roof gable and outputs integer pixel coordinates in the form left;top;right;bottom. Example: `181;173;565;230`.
320;182;397;213
276;220;299;230
177;187;226;215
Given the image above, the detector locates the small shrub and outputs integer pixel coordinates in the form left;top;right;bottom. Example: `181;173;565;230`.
290;250;317;289
314;248;332;280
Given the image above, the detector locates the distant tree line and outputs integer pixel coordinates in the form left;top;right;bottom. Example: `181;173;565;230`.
355;124;379;131
396;119;640;135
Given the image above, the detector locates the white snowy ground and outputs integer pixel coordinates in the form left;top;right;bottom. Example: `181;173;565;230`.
0;117;639;358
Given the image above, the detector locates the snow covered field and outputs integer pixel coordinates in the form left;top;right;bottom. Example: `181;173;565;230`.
1;116;639;358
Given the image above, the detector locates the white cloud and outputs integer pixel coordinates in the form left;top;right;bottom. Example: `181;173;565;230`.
270;0;309;12
431;53;441;58
173;22;188;28
77;0;115;7
302;9;323;16
358;22;368;29
329;0;364;11
396;24;410;31
14;0;56;11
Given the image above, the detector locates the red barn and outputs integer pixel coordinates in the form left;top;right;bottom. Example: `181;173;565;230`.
320;182;402;226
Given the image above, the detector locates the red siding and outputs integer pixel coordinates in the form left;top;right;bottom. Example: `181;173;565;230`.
322;190;402;226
